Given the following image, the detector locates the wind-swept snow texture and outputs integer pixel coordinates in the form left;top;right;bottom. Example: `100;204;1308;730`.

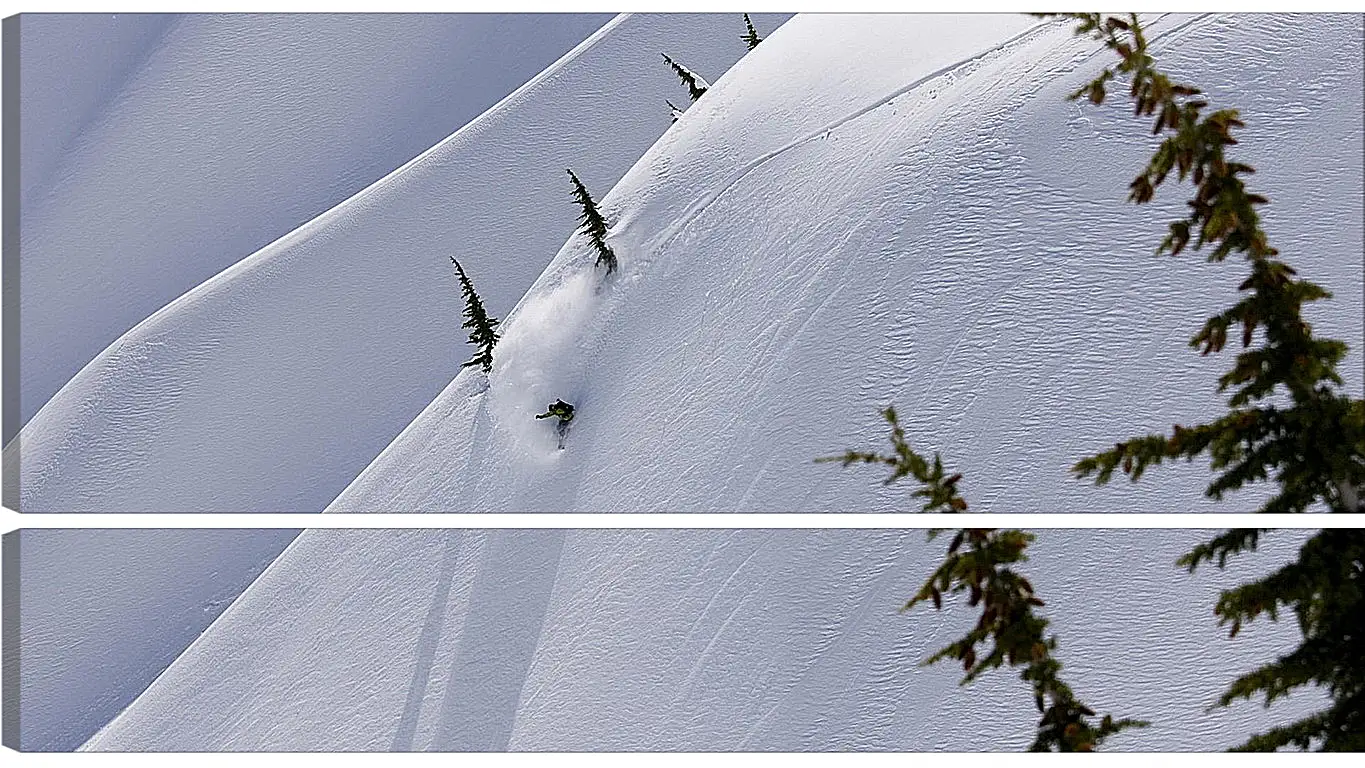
8;13;791;512
333;13;1364;514
80;528;1322;751
5;529;301;751
7;13;614;444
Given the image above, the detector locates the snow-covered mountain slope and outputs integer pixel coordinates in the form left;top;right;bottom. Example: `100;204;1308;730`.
9;529;301;751
82;528;1321;751
8;13;792;512
9;13;614;443
332;12;1364;514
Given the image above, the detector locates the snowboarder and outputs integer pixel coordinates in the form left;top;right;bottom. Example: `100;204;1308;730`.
535;399;575;449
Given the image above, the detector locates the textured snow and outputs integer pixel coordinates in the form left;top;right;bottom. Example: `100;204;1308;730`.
9;12;613;443
332;13;1363;514
82;528;1322;751
5;10;1363;755
12;14;1358;514
8;13;790;512
9;529;300;751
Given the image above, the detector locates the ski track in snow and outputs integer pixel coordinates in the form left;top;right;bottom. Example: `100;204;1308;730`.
10;13;792;514
331;12;1362;514
11;10;1364;753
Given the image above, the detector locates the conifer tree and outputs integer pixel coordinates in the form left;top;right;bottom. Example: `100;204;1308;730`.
666;99;685;123
661;53;710;102
829;13;1363;751
1060;12;1364;516
820;408;1148;751
741;14;763;51
567;168;618;275
1056;12;1365;751
450;256;500;373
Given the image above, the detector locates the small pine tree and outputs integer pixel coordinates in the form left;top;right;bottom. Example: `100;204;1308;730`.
661;53;710;102
566;169;618;275
741;14;763;51
450;256;500;373
666;99;685;123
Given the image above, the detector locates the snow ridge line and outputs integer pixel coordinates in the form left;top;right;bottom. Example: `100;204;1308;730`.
328;17;1083;505
642;12;1208;262
80;528;313;749
12;14;633;451
639;18;1061;258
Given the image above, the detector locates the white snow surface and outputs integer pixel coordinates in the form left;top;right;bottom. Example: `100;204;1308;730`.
10;13;614;441
331;13;1364;514
11;529;301;751
7;12;1363;751
8;13;791;512
83;528;1322;751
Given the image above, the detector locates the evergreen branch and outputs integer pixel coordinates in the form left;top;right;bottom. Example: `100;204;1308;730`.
906;528;1148;752
824;410;1146;750
1229;711;1332;752
1176;528;1262;572
1059;12;1365;514
817;407;966;510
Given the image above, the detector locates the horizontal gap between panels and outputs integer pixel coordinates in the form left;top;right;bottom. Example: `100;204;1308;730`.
2;512;1358;532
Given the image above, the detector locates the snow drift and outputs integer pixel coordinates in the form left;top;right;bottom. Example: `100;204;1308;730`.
8;13;614;442
82;528;1321;751
7;529;301;751
6;9;1363;753
8;13;791;512
331;13;1363;514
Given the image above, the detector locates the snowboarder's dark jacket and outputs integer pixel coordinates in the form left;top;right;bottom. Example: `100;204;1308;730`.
535;399;575;422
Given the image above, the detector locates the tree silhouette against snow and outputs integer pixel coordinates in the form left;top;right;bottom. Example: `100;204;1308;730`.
450;256;500;373
666;99;685;123
819;408;1148;752
741;14;763;51
1061;12;1365;751
567;169;618;275
829;12;1364;752
661;53;710;102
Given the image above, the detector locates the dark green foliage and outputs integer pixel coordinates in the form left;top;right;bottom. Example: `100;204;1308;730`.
1060;12;1365;515
566;169;618;275
827;14;1363;752
1184;528;1365;751
819;406;969;511
661;53;709;102
1054;13;1365;751
820;409;1147;751
450;256;500;373
741;14;763;51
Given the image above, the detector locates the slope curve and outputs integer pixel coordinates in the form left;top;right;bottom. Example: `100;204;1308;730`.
330;12;1363;514
81;528;1322;750
9;529;301;751
9;13;614;441
8;13;793;512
